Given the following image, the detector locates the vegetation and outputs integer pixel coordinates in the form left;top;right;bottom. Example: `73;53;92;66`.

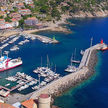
5;15;12;22
30;0;108;21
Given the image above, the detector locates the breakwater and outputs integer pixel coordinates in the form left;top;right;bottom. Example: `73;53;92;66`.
30;43;104;99
20;32;59;44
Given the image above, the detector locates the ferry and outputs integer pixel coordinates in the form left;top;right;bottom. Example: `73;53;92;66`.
0;55;22;72
100;39;108;51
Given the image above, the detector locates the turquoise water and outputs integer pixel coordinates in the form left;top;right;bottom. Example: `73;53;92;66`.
53;18;108;108
0;17;108;107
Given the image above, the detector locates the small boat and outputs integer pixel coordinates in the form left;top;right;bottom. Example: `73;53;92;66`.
80;50;84;55
65;54;78;73
5;83;10;87
100;39;108;51
71;48;80;64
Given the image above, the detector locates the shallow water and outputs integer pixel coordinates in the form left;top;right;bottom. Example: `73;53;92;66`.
0;17;108;108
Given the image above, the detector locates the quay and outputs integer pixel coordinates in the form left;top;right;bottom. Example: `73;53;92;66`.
0;72;38;97
0;42;106;104
30;42;105;99
20;32;59;44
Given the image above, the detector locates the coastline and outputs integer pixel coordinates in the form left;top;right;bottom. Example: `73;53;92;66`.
0;14;72;39
52;50;98;98
0;11;108;39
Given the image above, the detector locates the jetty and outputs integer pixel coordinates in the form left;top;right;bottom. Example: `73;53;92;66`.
30;42;105;99
20;32;59;44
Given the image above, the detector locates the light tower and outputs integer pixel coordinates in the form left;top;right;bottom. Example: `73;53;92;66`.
38;94;51;108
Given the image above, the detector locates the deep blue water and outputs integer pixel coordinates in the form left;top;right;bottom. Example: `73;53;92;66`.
54;18;108;108
0;17;108;107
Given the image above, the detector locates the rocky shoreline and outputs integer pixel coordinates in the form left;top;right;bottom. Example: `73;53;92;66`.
70;10;108;18
52;50;98;99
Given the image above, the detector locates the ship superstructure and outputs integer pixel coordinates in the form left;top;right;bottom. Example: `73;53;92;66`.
0;54;22;72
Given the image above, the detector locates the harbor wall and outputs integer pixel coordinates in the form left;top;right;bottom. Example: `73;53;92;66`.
30;48;98;99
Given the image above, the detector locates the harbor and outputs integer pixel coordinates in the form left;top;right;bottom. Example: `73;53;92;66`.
0;40;105;104
30;42;105;99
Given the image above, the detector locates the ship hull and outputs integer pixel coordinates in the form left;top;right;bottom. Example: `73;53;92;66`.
100;47;108;51
0;63;22;72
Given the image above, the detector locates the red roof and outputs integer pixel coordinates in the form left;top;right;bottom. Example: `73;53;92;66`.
40;94;49;98
21;99;37;108
17;3;24;6
0;19;5;21
11;18;17;22
0;102;15;108
27;17;36;20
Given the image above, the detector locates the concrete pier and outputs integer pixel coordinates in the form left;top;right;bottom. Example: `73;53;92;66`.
30;43;105;99
20;33;59;44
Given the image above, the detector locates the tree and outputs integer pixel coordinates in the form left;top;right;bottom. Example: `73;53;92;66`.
51;8;61;20
5;15;12;22
19;19;24;29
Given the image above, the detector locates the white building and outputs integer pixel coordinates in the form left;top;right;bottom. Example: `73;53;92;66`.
25;0;33;4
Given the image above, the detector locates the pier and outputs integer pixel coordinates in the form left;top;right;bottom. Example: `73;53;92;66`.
0;42;106;104
30;42;105;99
20;32;59;44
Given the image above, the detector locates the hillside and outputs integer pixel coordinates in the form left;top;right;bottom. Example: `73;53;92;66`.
31;0;108;20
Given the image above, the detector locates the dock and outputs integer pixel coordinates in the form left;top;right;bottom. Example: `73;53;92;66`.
20;32;59;44
30;42;105;99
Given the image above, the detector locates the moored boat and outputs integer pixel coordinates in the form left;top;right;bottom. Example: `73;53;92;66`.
0;53;22;72
100;39;108;51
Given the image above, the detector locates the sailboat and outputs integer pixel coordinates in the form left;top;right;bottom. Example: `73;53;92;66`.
65;54;78;73
71;48;80;64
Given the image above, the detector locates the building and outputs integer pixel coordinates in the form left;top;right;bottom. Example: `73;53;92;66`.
9;13;22;21
16;3;25;9
21;99;37;108
11;18;19;27
0;19;5;25
12;102;21;108
0;6;7;11
0;102;16;108
0;19;19;30
24;17;38;26
18;9;31;15
24;0;33;4
28;4;35;8
38;94;51;108
0;11;7;18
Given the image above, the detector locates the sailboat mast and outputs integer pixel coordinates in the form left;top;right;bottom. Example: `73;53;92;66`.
41;56;42;67
71;53;73;66
55;64;56;73
47;55;49;68
74;48;76;60
90;37;93;47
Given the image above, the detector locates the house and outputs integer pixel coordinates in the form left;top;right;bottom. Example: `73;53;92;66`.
11;18;19;27
16;3;25;9
0;11;7;18
24;0;33;4
9;13;22;21
0;6;7;11
18;9;31;15
24;17;38;26
21;99;37;108
0;102;16;108
5;22;13;29
28;4;35;8
0;19;5;25
12;102;21;108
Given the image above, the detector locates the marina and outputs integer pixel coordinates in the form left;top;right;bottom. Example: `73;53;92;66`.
30;42;106;99
0;37;107;102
